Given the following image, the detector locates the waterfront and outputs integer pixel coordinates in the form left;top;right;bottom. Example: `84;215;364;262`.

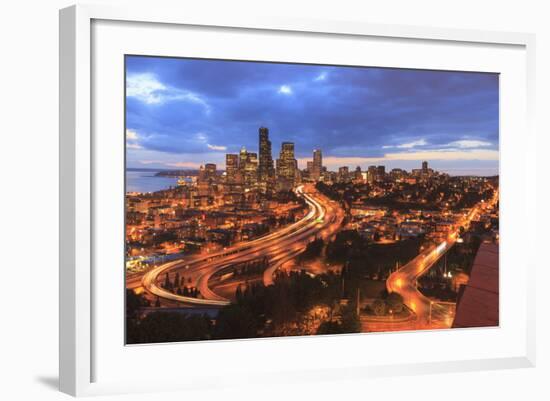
126;169;178;193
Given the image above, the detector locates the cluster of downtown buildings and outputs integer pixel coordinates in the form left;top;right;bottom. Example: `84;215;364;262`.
220;127;321;193
198;126;439;196
125;126;498;272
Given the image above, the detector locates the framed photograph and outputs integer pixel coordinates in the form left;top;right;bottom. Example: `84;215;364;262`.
59;4;536;396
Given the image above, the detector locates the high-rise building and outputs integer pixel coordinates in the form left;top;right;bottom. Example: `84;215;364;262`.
198;165;206;182
354;166;363;182
258;127;274;185
204;163;216;182
422;161;428;172
338;166;350;183
367;165;377;184
311;149;322;181
276;142;297;189
244;152;258;188
225;154;239;183
375;165;386;181
197;165;212;196
306;161;314;172
390;168;406;180
239;146;248;171
237;147;258;189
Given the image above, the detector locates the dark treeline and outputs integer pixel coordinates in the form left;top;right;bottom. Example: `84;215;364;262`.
126;268;361;344
326;230;422;272
297;238;324;263
127;311;213;344
365;291;405;316
214;257;270;280
161;271;200;298
229;270;345;337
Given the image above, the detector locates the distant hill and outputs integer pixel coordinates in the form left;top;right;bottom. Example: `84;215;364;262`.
154;170;200;177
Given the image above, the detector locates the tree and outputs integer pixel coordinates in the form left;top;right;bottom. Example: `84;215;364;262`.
340;304;361;333
214;304;258;339
298;238;325;262
235;284;243;303
126;289;149;319
317;321;343;334
372;299;386;316
126;312;212;344
386;292;404;314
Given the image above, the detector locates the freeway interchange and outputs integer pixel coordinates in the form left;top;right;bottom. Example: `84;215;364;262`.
134;184;344;307
129;182;497;332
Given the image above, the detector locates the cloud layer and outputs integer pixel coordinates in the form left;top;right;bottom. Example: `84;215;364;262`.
126;56;499;175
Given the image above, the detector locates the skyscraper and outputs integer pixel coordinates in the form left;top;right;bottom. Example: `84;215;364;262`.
243;152;258;188
237;146;258;189
422;161;428;172
367;165;377;184
225;154;239;183
276;142;297;189
204;163;216;182
311;149;322;181
239;146;248;171
338;166;350;183
354;166;363;182
375;165;386;181
258;127;274;185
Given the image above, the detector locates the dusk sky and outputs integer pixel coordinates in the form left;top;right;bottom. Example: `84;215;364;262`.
126;55;499;176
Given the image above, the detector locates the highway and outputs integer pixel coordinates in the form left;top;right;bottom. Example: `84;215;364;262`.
386;189;499;328
137;185;344;306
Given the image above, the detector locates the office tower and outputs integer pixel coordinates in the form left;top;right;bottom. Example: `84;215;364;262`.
367;165;377;184
276;142;297;189
375;165;386;181
422;161;428;172
307;161;314;172
311;149;322;181
258;127;274;185
198;165;206;182
338;166;350;183
225;154;239;183
239;146;248;171
237;146;258;189
354;166;362;180
390;168;406;180
197;165;210;196
243;152;258;188
204;163;216;182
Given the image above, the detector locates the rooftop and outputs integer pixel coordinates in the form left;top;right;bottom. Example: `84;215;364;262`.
452;243;499;328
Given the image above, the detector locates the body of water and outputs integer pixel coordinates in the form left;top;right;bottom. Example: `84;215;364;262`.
126;169;178;193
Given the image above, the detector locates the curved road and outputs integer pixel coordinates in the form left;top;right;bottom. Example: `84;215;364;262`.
139;185;344;306
387;189;499;328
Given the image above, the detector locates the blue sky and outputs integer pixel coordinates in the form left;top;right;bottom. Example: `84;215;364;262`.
126;56;499;175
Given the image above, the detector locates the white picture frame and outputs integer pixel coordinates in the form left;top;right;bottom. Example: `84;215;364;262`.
59;4;536;397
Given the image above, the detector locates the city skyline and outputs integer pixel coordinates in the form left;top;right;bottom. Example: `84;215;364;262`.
126;56;499;176
188;127;461;198
125;56;499;342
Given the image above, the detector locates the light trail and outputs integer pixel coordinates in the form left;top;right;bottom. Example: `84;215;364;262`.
139;185;344;306
386;188;499;328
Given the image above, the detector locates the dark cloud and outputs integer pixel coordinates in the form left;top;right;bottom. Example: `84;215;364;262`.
125;55;499;173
